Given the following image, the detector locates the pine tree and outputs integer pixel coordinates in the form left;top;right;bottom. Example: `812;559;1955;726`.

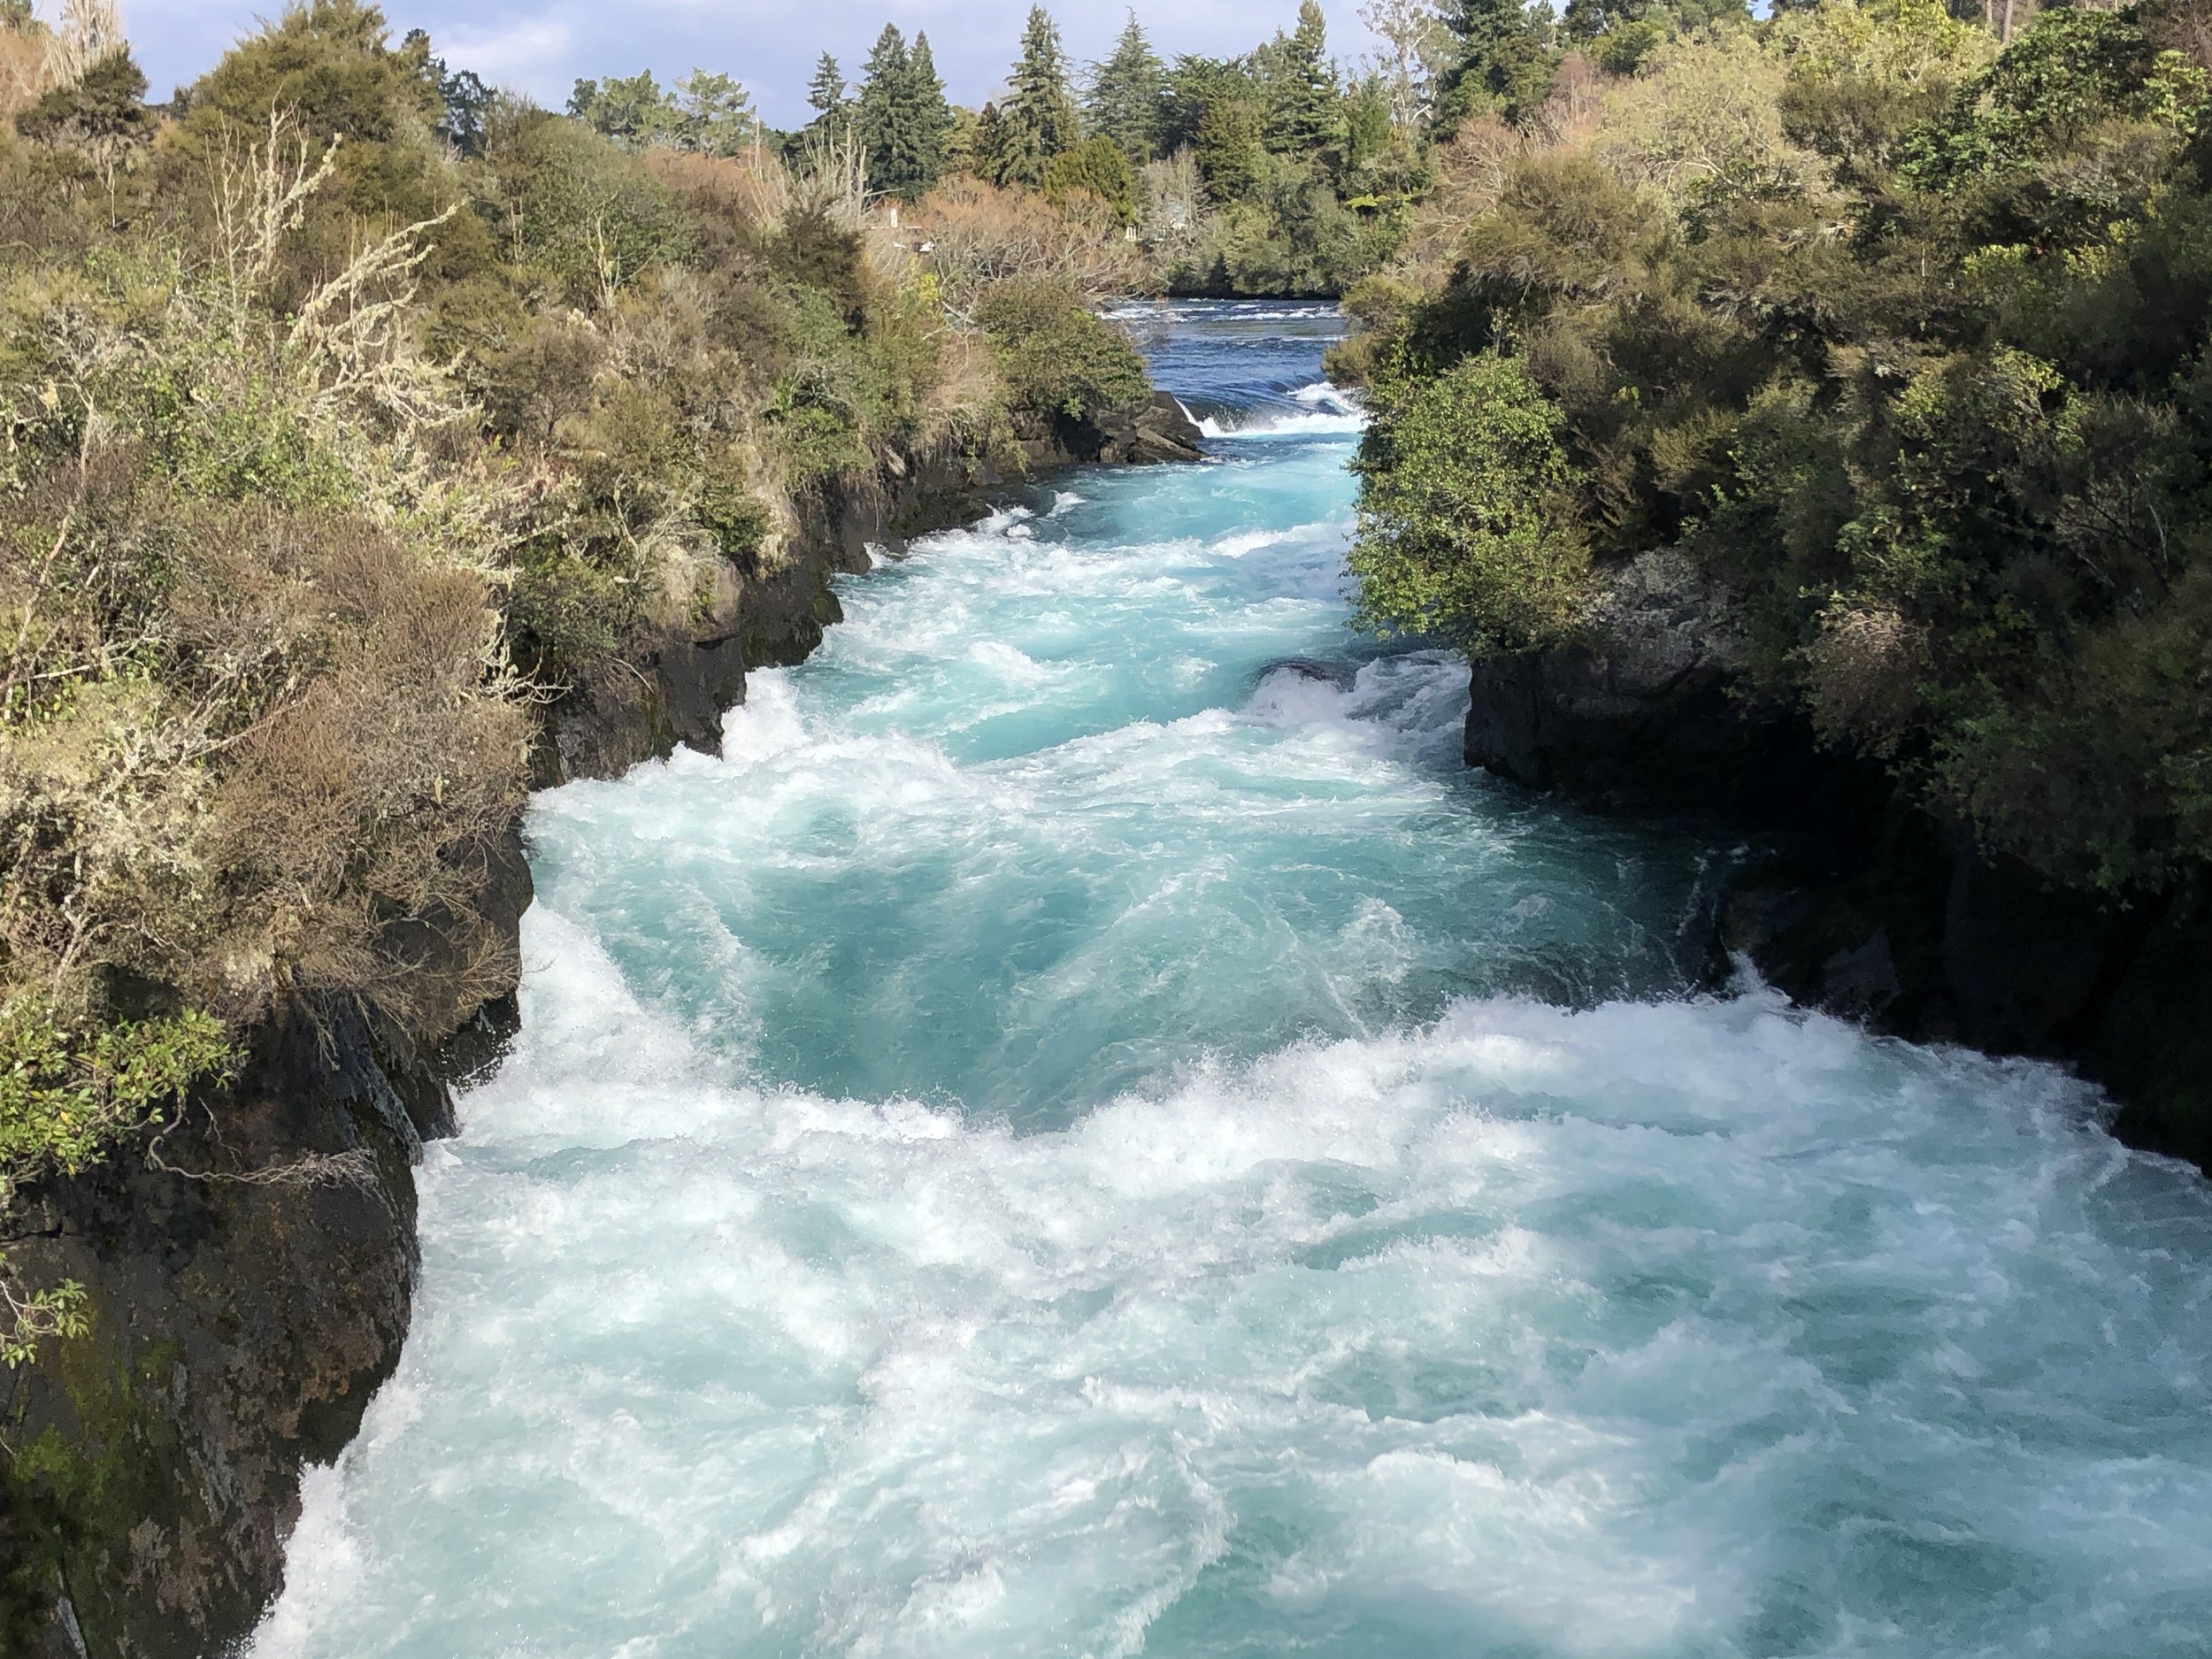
1434;0;1557;130
806;51;850;139
854;27;954;201
1085;12;1165;165
1267;0;1340;157
1162;53;1256;156
988;6;1079;188
973;101;1007;180
907;33;955;194
1195;97;1262;204
856;24;915;196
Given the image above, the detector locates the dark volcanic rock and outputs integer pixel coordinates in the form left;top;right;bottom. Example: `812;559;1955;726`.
1;1004;431;1659
539;438;1013;784
1084;392;1207;466
1465;556;2212;1176
2;829;538;1655
1013;390;1206;472
1717;833;2211;1171
1463;554;1796;812
541;411;1195;787
2093;884;2212;1172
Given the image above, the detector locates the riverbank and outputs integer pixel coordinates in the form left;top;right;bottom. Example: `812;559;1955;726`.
1453;555;2212;1178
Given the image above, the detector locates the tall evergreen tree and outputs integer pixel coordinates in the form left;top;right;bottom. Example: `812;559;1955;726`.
907;33;955;193
986;6;1079;187
1162;54;1256;156
806;50;850;140
856;27;954;200
1195;96;1263;203
1434;0;1558;130
1267;0;1340;157
1086;12;1166;165
972;100;1007;179
856;24;916;195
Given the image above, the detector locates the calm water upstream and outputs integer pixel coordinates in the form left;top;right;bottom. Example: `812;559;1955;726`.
255;301;2212;1659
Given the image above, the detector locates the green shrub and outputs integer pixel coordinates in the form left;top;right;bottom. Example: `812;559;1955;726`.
1346;0;2212;893
979;279;1148;420
0;1000;237;1203
1350;351;1592;651
500;118;695;305
1043;135;1139;225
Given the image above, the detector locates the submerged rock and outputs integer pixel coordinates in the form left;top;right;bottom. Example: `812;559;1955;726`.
1012;389;1205;472
1258;657;1355;689
1087;391;1207;466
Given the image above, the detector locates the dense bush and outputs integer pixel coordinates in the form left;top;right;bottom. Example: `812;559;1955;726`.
1344;0;2212;895
979;277;1150;419
1350;352;1590;649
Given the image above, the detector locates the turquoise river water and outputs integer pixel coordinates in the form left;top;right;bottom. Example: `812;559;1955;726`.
253;301;2212;1658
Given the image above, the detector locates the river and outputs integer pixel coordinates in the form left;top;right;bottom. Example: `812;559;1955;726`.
253;300;2212;1659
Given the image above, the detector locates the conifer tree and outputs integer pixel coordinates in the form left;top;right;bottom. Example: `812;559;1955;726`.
1086;12;1166;165
986;5;1079;187
1434;0;1558;129
806;51;850;139
1162;53;1256;156
972;101;1007;178
856;24;915;195
1268;0;1340;156
1196;97;1263;203
856;27;955;200
908;33;955;193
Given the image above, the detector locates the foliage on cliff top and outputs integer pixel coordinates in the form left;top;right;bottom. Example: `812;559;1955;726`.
1350;351;1590;649
0;118;531;1237
1342;0;2212;896
980;278;1150;420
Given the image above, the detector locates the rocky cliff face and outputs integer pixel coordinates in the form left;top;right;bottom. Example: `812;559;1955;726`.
0;399;1201;1659
4;1009;440;1659
1461;553;1802;812
1460;559;2212;1176
1;826;533;1659
537;398;1202;785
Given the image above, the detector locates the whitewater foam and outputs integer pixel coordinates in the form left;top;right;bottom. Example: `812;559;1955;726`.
1197;380;1367;438
252;296;2212;1659
255;914;2212;1659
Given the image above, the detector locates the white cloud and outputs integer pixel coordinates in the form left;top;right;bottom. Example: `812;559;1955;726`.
434;16;575;88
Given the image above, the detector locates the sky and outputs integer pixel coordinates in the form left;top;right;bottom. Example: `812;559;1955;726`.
103;1;1392;128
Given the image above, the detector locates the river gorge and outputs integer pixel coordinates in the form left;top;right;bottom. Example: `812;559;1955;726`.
249;302;2212;1659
